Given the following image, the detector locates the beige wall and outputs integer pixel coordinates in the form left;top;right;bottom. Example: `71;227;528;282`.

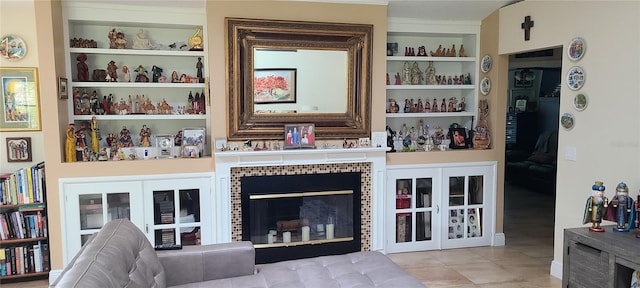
0;0;45;173
480;10;507;234
205;1;388;140
499;0;640;268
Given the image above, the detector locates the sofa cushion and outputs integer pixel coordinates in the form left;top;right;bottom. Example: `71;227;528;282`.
170;251;424;288
50;219;166;288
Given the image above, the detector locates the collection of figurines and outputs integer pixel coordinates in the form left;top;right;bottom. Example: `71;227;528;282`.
102;27;202;51
64;118;190;162
72;89;205;116
387;61;471;86
388;97;466;114
75;53;203;84
388;43;466;58
386;100;491;153
583;181;639;236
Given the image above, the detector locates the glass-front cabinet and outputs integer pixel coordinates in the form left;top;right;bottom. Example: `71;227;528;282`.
62;174;212;265
387;168;441;253
386;163;495;253
65;181;144;258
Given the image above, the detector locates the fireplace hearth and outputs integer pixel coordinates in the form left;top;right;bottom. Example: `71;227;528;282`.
241;172;361;264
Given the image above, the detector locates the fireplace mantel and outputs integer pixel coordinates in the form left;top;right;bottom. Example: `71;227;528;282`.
214;147;387;253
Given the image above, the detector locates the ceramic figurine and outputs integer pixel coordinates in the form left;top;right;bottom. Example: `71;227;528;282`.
636;194;640;238
430;45;442;57
106;60;118;82
410;62;423;85
604;182;636;232
188;28;204;51
121;65;130;82
132;29;152;50
459;44;466;57
417;45;427;56
139;124;151;147
401;62;411;85
76;53;89;82
134;65;149;82
386;73;390;85
151;65;163;83
424;99;431;112
196;57;204;83
440;98;446;112
583;181;609;232
65;123;76;162
394;73;401;85
90;116;100;153
432;98;439;112
388;98;399;113
425;61;437;85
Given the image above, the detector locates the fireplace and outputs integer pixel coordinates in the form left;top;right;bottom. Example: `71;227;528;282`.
241;172;361;264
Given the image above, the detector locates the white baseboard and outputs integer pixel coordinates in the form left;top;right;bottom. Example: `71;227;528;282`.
550;260;563;279
493;232;505;246
49;269;63;284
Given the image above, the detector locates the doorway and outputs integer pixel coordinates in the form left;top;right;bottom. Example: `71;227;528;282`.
504;47;560;249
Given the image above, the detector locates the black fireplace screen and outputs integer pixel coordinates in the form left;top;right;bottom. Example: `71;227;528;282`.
241;172;361;264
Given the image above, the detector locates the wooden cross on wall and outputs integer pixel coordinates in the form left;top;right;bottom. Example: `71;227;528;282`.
521;16;534;41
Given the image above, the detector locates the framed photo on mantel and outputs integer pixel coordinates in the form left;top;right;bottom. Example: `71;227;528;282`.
284;123;315;149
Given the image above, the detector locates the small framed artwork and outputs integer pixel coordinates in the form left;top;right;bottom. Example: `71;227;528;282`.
1;67;41;131
6;137;32;162
181;127;205;157
181;145;200;158
58;77;68;99
254;68;296;104
448;128;468;149
284;123;315;149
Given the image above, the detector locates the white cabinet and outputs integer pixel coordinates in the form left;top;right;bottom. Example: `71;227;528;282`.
386;19;479;152
386;162;495;253
61;173;213;265
62;3;208;160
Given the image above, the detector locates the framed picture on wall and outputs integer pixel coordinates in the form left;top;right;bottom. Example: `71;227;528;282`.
6;136;32;162
0;67;41;131
254;68;297;104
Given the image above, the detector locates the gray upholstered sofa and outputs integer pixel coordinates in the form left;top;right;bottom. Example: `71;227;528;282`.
50;219;425;288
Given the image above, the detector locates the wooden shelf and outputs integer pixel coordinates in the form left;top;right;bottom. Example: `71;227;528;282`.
0;271;49;280
387;56;476;62
0;237;47;245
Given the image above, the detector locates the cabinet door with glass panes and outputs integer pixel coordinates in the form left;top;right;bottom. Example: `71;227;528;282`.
441;165;494;249
386;167;442;253
63;181;144;261
143;178;211;247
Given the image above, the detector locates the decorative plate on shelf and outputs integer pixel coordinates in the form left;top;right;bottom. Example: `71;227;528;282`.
573;93;588;111
481;54;492;73
567;37;586;61
566;66;585;91
480;76;491;95
561;112;575;130
0;34;27;61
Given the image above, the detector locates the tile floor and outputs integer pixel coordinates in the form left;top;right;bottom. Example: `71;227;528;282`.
1;182;560;288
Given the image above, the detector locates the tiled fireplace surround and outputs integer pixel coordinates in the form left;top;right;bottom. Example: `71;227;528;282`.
215;148;387;253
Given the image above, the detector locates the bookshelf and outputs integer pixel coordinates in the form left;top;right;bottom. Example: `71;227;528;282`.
0;163;50;282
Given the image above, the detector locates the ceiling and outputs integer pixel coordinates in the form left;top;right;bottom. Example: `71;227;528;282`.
387;0;518;22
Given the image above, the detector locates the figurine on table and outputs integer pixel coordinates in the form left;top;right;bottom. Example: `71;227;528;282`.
604;182;636;232
583;181;608;232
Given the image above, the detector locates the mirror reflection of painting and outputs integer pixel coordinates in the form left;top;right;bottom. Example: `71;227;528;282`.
3;77;28;122
254;69;296;104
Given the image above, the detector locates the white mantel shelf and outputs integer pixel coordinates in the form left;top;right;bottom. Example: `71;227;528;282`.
215;147;387;167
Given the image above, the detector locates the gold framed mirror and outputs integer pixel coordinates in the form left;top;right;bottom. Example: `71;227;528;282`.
227;18;372;140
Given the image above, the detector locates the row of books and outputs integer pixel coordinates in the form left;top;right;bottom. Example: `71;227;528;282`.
0;208;47;240
0;243;50;276
0;162;46;205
